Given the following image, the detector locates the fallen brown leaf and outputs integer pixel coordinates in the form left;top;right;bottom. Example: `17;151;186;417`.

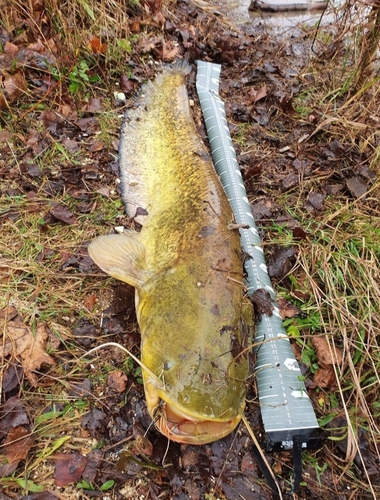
292;226;308;240
312;336;343;366
0;315;55;386
268;246;295;278
82;449;103;484
308;191;325;210
49;205;78;225
62;137;80;153
313;366;336;388
129;19;141;34
277;297;301;319
83;293;97;310
279;94;296;116
3;425;34;464
346;176;368;198
107;370;128;393
152;11;166;29
0;396;29;439
81;408;108;437
26;40;45;52
4;41;19;56
248;84;267;104
88;36;107;54
1;363;24;394
41;109;64;133
139;35;160;53
251;288;274;318
86;97;102;113
0;72;27;109
132;425;153;456
22;492;60;500
145;0;163;14
120;74;135;93
87;139;104;152
54;453;87;487
0;305;18;321
159;40;181;62
0;460;19;478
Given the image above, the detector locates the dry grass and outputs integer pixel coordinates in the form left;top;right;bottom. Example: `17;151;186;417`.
297;0;380;171
2;0;131;48
297;201;380;497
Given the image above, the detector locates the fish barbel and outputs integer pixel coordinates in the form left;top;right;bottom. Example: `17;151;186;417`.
88;62;253;444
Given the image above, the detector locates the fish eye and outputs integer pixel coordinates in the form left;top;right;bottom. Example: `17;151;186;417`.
163;360;173;370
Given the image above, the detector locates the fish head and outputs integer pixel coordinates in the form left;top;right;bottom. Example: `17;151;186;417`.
138;273;253;445
144;375;244;445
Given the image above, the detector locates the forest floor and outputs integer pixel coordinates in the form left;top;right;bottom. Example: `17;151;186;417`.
1;0;380;499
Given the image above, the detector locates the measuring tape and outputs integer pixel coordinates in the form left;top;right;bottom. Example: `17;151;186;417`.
196;60;322;488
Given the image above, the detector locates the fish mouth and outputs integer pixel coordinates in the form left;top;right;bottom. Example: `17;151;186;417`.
145;380;242;445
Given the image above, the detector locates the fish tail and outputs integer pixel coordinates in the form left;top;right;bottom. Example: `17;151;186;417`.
167;59;192;76
142;60;191;95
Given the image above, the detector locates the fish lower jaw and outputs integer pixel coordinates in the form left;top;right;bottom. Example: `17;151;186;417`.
156;401;242;445
145;379;242;444
160;405;241;445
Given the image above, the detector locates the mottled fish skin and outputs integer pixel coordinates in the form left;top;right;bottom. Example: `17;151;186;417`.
89;63;254;444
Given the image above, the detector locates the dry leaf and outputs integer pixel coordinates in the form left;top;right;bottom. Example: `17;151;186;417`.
308;191;325;210
139;35;160;53
54;453;87;487
152;11;166;29
86;97;102;112
88;36;107;54
120;74;135;93
83;294;97;310
81;408;108;437
0;72;27;109
27;40;45;52
313;366;336;388
0;396;30;439
0;460;19;478
346;176;368;198
277;297;301;319
248;84;267;103
107;370;128;393
161;41;181;62
0;315;55;386
279;94;296;116
312;336;343;366
49;204;78;225
3;425;34;464
2;364;24;394
4;41;19;56
82;449;103;484
0;305;18;321
145;0;163;13
41;109;64;133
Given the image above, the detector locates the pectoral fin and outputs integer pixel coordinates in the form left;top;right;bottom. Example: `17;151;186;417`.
88;232;147;288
